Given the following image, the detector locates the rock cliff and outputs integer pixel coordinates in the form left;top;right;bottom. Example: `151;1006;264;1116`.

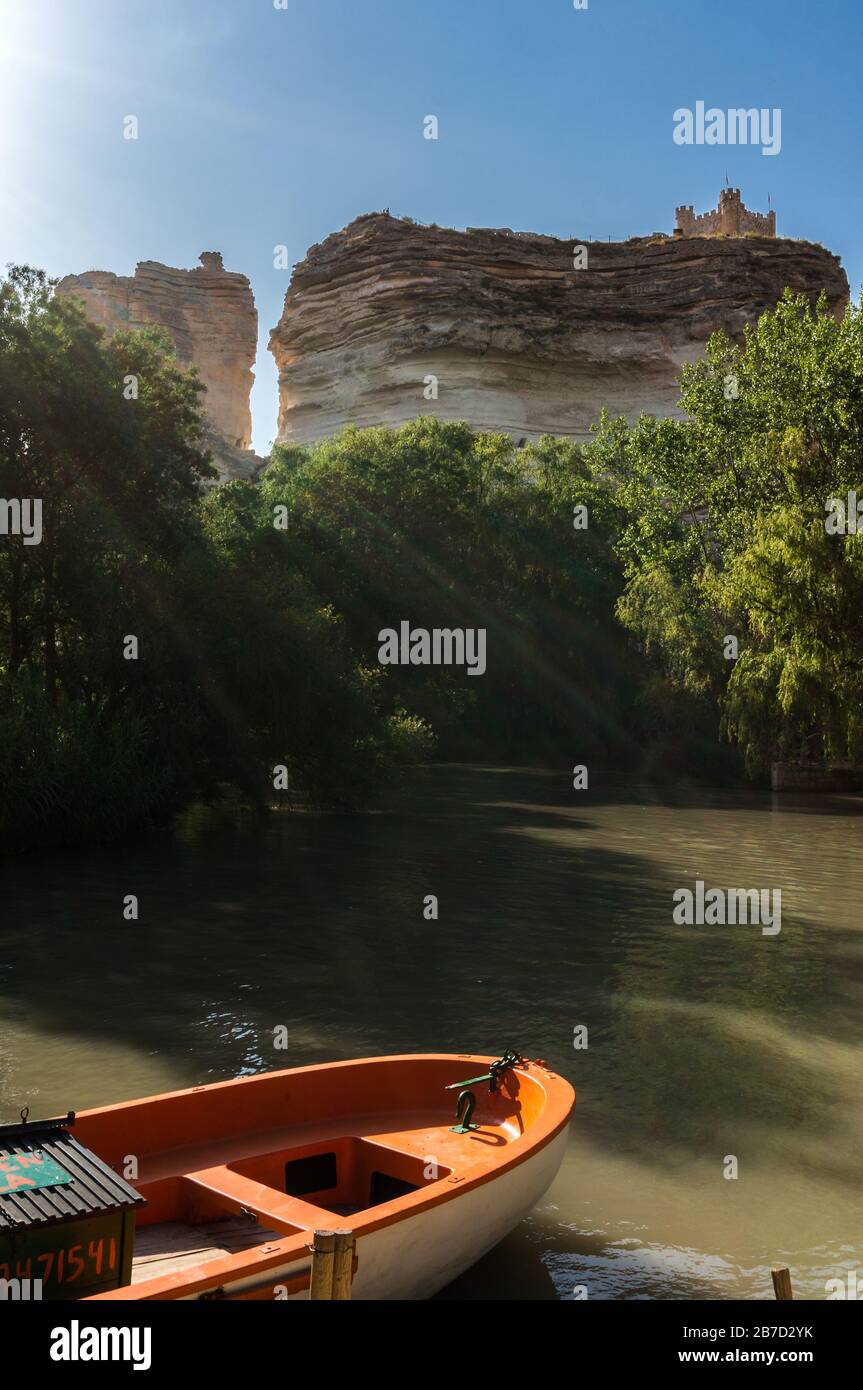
56;253;262;482
268;214;849;446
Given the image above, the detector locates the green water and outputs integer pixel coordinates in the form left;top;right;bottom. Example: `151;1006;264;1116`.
2;766;862;1299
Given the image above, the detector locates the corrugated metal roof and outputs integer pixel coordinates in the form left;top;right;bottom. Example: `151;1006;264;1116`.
0;1118;145;1231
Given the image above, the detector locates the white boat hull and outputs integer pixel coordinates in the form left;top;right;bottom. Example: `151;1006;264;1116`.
349;1126;569;1299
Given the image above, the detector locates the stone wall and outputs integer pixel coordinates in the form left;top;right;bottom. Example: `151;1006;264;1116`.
771;762;863;793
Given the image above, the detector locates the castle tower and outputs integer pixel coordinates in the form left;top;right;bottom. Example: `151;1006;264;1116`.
718;187;743;235
674;189;775;238
674;204;695;236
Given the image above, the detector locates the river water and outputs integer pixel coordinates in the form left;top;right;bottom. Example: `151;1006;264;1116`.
2;767;861;1300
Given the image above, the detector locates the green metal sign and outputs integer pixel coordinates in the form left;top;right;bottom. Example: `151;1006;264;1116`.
0;1151;74;1195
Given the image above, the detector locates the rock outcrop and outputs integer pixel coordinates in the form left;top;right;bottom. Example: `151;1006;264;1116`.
56;253;262;482
269;214;848;446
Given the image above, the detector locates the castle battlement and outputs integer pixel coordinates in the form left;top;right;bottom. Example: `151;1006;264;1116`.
675;188;776;238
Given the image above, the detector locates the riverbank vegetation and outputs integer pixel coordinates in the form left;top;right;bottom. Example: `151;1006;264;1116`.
589;289;863;775
2;266;860;850
0;269;406;849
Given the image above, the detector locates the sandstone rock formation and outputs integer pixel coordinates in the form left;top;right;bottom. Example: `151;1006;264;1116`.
56;253;262;482
269;214;848;447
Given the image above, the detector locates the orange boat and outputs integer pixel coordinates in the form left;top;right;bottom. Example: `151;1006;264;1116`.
0;1052;574;1301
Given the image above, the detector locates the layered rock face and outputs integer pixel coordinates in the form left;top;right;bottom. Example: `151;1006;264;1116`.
269;215;848;446
56;253;261;481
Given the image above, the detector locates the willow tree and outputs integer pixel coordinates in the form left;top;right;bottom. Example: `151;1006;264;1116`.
587;289;863;772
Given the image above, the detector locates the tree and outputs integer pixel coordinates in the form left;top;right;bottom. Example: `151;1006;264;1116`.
587;290;863;773
0;268;402;849
261;417;636;759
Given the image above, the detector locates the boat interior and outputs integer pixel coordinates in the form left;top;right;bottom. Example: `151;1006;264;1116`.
127;1127;457;1281
74;1056;553;1295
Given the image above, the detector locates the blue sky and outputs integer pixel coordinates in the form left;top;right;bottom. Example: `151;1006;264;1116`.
2;0;860;452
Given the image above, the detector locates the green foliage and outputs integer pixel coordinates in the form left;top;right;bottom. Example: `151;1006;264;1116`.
261;418;636;759
385;708;437;763
9;258;851;848
0;670;178;850
0;268;398;849
588;289;863;773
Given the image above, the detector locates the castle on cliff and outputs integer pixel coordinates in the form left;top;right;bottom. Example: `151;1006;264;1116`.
674;188;776;238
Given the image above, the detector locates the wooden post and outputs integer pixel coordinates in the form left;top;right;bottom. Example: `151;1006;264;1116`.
309;1230;336;1300
771;1267;794;1300
332;1229;355;1301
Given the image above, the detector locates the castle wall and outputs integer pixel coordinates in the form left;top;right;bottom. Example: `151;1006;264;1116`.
675;190;775;238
